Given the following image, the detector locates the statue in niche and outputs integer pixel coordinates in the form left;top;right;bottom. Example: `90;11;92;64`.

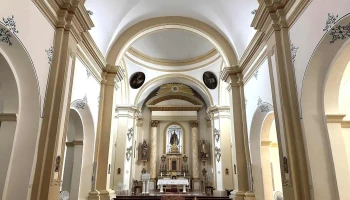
200;140;209;161
170;130;180;153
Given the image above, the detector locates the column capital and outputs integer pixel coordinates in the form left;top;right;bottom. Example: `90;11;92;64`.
190;120;199;128
150;120;159;127
105;64;125;82
220;65;241;82
115;105;140;118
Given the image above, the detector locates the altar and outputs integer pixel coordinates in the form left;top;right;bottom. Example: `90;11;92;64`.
157;179;189;193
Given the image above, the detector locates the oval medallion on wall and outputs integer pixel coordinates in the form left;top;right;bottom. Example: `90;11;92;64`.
203;71;217;89
129;72;145;89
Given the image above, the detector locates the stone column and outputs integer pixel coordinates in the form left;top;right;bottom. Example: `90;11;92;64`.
112;105;139;192
88;65;124;200
251;2;311;199
190;121;200;190
30;1;83;199
149;120;159;190
221;67;250;200
207;106;234;194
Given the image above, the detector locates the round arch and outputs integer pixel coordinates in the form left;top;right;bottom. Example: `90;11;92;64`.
135;73;213;107
106;16;238;67
68;100;96;199
300;14;350;200
0;24;41;200
249;104;274;200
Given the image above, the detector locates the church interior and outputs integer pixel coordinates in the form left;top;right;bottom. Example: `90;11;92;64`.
0;0;350;200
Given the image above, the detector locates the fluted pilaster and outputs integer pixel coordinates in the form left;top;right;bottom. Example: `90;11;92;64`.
149;120;159;179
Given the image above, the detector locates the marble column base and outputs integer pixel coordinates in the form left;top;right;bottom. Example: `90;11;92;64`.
88;189;116;200
229;190;246;200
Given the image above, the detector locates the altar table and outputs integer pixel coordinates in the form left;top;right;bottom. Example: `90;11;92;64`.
157;179;189;193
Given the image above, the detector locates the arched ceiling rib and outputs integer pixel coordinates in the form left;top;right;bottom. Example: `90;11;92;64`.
85;0;258;59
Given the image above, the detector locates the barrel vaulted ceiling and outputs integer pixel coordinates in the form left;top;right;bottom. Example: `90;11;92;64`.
84;0;259;59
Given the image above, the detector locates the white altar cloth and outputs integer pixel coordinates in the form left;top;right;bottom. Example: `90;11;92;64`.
157;179;189;185
157;179;189;193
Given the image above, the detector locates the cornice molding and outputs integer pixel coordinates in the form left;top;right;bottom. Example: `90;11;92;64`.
148;105;202;111
0;113;17;121
243;48;268;83
128;47;218;67
152;116;197;122
326;114;346;123
146;93;203;106
125;50;221;72
76;47;102;82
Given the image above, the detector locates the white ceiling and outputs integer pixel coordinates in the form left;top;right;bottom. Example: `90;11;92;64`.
85;0;258;59
130;29;214;61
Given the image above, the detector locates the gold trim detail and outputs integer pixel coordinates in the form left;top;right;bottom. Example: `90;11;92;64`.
128;47;218;67
150;120;159;127
190;121;199;128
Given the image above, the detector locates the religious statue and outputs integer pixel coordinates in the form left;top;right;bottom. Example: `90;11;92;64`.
200;140;209;161
170;130;180;153
140;140;148;161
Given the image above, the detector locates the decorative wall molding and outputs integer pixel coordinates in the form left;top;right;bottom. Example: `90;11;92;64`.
214;147;221;162
0;28;13;46
86;69;92;78
290;44;299;64
323;13;339;32
45;46;54;65
213;128;220;143
0;113;17;121
330;22;350;43
127;128;133;142
257;97;270;112
75;94;88;110
87;10;93;16
253;70;259;80
126;146;133;161
2;15;18;34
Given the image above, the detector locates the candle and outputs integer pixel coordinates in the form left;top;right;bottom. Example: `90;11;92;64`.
184;172;185;177
161;172;162;177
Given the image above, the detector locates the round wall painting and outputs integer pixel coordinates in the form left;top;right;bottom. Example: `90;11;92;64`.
130;72;145;89
203;71;217;89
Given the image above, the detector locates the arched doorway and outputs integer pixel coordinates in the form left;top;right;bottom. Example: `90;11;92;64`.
62;109;84;200
0;24;41;200
301;15;350;200
61;101;96;200
250;104;283;200
260;114;283;200
0;52;19;198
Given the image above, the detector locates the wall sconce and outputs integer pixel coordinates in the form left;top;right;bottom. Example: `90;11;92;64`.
213;128;220;143
126;146;133;161
214;147;221;162
127;128;134;142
